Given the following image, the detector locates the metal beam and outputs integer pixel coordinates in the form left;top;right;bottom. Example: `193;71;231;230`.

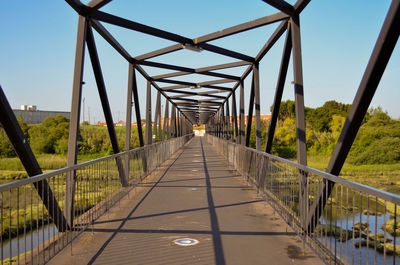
86;22;127;186
163;100;169;140
138;60;240;81
291;15;307;230
158;79;233;91
226;100;231;139
171;105;177;137
87;0;112;9
256;20;288;62
170;93;198;99
135;44;182;61
145;81;152;145
293;0;312;14
232;90;239;141
291;15;307;166
199;79;236;86
153;91;161;141
90;9;191;44
194;12;289;43
253;64;261;151
239;81;245;145
66;15;87;227
245;75;255;147
91;19;131;61
0;86;68;232
89;10;254;62
134;12;288;61
219;20;288;111
265;25;292;153
151;61;249;80
130;64;144;147
262;0;294;16
125;60;133;178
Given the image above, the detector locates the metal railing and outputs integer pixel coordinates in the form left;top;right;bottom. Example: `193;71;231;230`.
205;134;400;265
0;134;193;264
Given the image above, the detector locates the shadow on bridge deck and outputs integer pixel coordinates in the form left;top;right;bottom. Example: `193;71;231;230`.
49;136;323;265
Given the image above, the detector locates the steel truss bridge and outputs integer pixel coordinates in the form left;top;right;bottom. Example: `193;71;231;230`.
0;0;399;264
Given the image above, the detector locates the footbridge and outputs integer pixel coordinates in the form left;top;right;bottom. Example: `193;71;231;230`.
0;0;399;264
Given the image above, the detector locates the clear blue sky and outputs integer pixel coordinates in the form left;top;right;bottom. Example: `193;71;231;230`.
0;0;399;124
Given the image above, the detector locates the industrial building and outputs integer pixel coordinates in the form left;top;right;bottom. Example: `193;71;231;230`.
13;105;70;124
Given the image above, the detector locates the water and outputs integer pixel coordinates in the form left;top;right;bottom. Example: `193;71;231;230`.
319;212;399;265
1;224;58;261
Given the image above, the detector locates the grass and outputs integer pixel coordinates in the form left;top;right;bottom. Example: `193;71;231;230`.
307;155;400;195
1;153;109;170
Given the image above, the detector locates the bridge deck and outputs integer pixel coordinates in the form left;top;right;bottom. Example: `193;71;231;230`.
49;137;322;265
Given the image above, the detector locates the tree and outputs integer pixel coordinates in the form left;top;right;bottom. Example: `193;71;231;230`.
29;116;70;154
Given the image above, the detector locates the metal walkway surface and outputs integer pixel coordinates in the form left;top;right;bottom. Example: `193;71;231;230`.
48;137;323;265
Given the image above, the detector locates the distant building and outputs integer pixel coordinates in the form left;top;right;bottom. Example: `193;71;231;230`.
13;105;70;124
96;122;107;126
227;115;271;126
115;121;126;127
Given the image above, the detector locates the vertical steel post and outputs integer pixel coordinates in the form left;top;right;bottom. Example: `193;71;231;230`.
245;74;255;147
86;22;127;187
239;81;245;145
65;16;87;227
232;93;239;141
226;100;231;140
153;91;161;141
220;104;226;139
253;63;261;151
178;112;181;136
171;105;176;137
158;98;162;140
291;14;308;229
125;61;134;179
145;81;152;145
164;101;170;140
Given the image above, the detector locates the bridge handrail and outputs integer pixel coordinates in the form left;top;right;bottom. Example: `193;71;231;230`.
0;133;194;193
206;133;400;205
243;142;400;206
